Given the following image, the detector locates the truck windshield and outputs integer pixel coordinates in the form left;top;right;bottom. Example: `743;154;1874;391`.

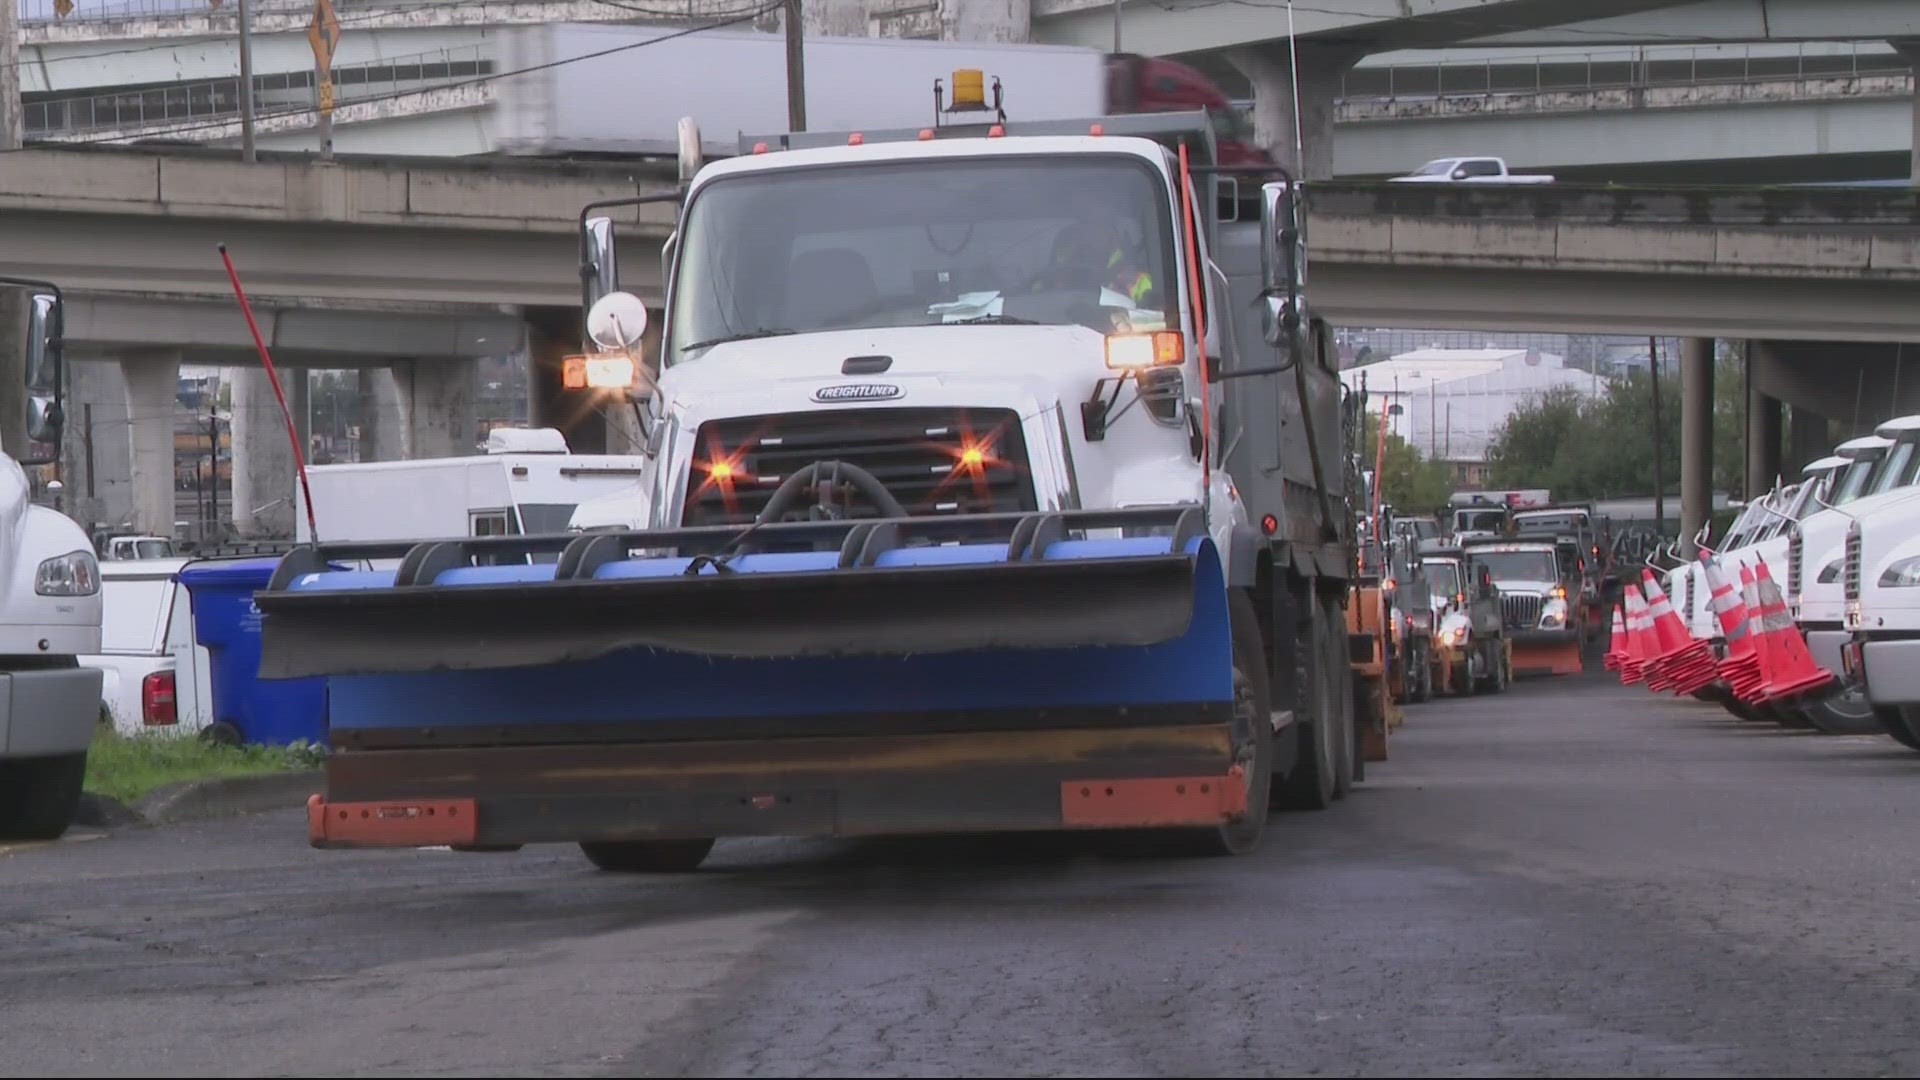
1833;458;1882;505
1869;442;1920;495
1474;551;1558;583
1456;509;1505;532
668;156;1181;361
1423;560;1461;595
1412;160;1454;176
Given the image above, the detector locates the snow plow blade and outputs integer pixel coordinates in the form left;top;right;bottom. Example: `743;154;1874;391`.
254;507;1221;680
1509;637;1584;678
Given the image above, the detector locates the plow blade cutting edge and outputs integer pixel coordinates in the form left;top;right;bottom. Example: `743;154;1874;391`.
252;507;1237;746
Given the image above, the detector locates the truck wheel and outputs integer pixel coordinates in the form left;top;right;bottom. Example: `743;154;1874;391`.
1883;707;1920;751
1411;644;1433;703
1274;589;1340;811
1174;589;1274;856
1798;686;1887;736
1453;659;1474;696
0;753;87;841
579;838;715;873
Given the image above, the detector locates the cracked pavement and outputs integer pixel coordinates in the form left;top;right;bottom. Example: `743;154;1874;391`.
6;667;1920;1077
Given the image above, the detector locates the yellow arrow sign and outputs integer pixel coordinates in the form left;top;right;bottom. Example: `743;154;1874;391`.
307;0;341;71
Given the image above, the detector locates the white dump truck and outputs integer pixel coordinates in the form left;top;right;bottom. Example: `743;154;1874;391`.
0;279;106;840
252;81;1366;869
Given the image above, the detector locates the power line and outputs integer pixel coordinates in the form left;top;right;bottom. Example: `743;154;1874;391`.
12;0;780;149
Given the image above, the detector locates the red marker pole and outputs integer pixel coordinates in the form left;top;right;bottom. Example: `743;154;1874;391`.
217;244;319;543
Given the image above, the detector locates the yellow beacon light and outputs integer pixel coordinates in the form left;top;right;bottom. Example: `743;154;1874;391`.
562;354;638;390
950;69;986;110
1104;331;1185;370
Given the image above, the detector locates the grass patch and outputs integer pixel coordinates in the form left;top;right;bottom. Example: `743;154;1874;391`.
84;726;323;803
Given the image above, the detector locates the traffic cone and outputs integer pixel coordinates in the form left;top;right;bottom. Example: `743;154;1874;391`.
1706;557;1762;700
1640;570;1718;695
1752;561;1835;702
1619;586;1653;685
1604;606;1628;670
1727;563;1773;703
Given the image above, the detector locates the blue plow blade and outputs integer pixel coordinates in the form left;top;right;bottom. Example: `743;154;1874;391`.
259;530;1234;738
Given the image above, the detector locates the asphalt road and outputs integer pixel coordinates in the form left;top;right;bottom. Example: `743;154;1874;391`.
6;667;1920;1078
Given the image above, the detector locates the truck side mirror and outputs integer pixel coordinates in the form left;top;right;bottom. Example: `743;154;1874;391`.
22;291;62;466
581;216;619;315
1257;179;1307;347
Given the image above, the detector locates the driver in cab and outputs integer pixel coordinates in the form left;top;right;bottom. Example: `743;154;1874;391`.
1033;219;1156;316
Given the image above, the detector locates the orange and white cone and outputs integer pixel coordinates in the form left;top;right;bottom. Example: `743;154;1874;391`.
1640;569;1718;695
1604;606;1628;671
1752;561;1835;703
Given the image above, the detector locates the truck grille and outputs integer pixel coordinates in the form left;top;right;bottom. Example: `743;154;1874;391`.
1787;529;1802;600
1502;592;1543;629
682;407;1036;527
1844;524;1862;605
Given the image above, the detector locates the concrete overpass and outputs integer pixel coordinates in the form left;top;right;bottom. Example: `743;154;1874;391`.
10;143;1919;545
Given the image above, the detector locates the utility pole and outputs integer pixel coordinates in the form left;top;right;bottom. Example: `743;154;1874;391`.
784;0;806;132
1112;0;1122;53
1649;335;1665;536
0;0;20;152
238;0;258;162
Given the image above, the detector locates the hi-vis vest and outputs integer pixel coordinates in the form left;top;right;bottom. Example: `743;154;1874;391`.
1108;249;1153;305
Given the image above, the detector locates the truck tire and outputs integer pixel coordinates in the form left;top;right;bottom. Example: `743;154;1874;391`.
1410;643;1433;703
579;838;715;873
1274;589;1341;811
1883;707;1920;751
0;753;87;841
1798;685;1887;736
1173;588;1274;856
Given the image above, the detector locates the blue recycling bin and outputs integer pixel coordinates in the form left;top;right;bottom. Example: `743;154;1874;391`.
179;557;328;747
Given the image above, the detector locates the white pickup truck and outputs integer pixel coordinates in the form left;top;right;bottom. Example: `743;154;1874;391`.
1389;157;1555;184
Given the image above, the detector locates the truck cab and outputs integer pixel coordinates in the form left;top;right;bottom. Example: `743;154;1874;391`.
1792;427;1916;685
1419;538;1508;694
1463;537;1580;678
0;279;106;841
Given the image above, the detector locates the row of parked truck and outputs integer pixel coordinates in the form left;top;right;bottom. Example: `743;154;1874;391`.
1658;415;1920;745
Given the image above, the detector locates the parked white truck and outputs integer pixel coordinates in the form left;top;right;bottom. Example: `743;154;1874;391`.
1826;416;1920;748
1791;421;1920;735
1389;157;1554;184
0;279;106;840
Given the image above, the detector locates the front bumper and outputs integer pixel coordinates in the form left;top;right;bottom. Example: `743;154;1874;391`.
1805;627;1849;678
0;665;105;758
308;721;1247;848
1859;637;1920;706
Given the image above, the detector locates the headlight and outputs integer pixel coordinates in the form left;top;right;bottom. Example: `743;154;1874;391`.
36;551;99;596
1540;598;1568;628
1879;556;1920;588
1817;559;1844;584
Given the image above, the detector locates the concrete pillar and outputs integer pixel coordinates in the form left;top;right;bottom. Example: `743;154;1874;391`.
803;0;868;36
1225;43;1363;180
1746;388;1783;501
940;0;1028;42
1788;405;1830;474
1895;41;1920;185
58;359;134;537
0;290;26;467
1680;337;1713;554
229;367;308;538
120;351;181;538
357;368;407;462
0;0;20;151
389;359;476;460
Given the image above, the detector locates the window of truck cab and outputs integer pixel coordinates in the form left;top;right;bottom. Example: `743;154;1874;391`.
666;154;1184;363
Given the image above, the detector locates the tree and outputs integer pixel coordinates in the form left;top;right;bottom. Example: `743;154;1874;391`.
1361;411;1454;515
1482;386;1586;492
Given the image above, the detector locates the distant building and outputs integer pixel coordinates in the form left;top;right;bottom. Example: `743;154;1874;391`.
1341;347;1606;487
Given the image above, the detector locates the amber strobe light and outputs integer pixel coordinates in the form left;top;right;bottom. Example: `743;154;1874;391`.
1105;331;1184;370
562;354;638;390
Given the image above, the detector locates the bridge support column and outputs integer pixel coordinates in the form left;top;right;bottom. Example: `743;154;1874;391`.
1788;405;1830;475
388;358;476;460
229;366;308;539
803;0;869;36
939;0;1027;42
1681;337;1713;554
356;368;405;462
1896;41;1920;185
1746;341;1784;499
120;351;180;539
1225;43;1362;180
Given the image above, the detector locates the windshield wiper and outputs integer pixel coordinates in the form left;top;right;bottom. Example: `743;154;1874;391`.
680;328;799;352
940;314;1040;326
